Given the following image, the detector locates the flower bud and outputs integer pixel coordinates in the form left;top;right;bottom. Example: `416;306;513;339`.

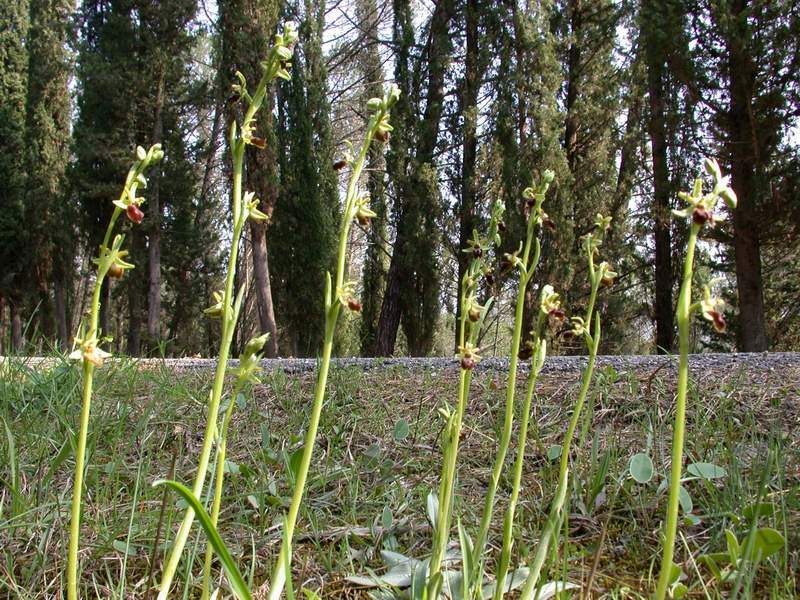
136;146;147;161
244;333;270;357
367;97;382;112
703;157;722;179
126;204;145;224
108;263;124;279
720;186;738;209
542;170;555;185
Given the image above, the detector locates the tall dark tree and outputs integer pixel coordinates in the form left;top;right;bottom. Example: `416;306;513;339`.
375;0;455;356
24;0;73;347
219;0;280;357
271;0;339;356
358;0;389;356
641;0;681;353
0;0;30;351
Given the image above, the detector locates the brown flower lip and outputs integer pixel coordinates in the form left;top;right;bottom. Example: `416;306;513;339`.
126;204;144;224
460;356;476;370
107;263;124;279
468;307;480;322
543;217;556;232
692;207;712;225
548;308;566;321
347;298;361;312
332;159;347;171
250;136;267;149
472;246;482;258
375;130;390;143
708;310;726;333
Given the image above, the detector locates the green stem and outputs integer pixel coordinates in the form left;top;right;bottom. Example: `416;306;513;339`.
427;366;472;593
67;205;122;600
200;383;243;600
266;114;380;600
157;144;246;599
654;224;699;600
472;223;539;569
493;317;544;600
519;316;600;600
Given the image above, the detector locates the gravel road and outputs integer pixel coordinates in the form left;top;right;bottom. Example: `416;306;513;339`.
21;351;792;375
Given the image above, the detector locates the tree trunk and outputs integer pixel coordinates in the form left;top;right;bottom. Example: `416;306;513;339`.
53;269;68;348
725;0;768;351
250;220;279;356
374;243;404;356
642;0;674;353
146;64;165;346
10;302;23;352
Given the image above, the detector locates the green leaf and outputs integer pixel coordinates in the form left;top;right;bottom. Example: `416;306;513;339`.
547;445;562;461
153;480;252;600
288;447;304;481
112;539;136;556
725;529;739;563
393;419;410;442
381;505;393;530
678;485;693;514
629;453;654;483
743;502;775;522
427;492;439;529
671;582;688;598
744;528;784;561
686;462;727;480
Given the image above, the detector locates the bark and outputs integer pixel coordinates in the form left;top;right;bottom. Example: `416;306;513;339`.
250;220;279;356
455;0;480;349
564;0;582;172
642;0;674;353
10;302;23;352
374;237;405;356
53;268;68;348
146;64;165;346
725;0;768;351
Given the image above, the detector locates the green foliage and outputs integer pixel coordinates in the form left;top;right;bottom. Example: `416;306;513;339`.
272;1;339;357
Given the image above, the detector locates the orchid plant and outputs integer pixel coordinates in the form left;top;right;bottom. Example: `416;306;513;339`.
66;143;164;600
156;23;299;598
654;158;736;600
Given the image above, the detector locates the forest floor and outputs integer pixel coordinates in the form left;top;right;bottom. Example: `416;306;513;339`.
0;356;798;598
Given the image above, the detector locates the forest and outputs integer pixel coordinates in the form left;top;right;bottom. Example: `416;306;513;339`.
0;0;799;360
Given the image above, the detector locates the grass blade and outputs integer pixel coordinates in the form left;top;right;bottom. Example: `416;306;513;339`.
153;479;252;600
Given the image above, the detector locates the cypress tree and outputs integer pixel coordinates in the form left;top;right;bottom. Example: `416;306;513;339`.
357;0;389;356
0;0;30;351
23;0;73;346
272;0;339;356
